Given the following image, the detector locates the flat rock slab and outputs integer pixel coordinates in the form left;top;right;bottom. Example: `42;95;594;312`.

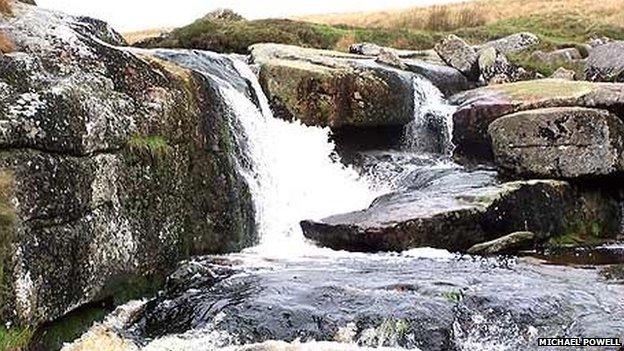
301;180;620;252
449;79;624;161
489;107;624;178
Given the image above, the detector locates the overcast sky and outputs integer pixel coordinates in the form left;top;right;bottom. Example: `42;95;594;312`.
36;0;462;32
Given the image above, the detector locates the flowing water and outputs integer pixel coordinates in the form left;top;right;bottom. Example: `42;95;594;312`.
66;50;624;351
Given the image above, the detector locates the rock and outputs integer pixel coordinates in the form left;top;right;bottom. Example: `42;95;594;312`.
229;341;399;351
467;231;536;255
301;180;620;252
375;49;407;70
479;32;540;55
489;107;624;178
0;3;255;327
531;48;582;63
477;47;532;84
350;43;443;63
449;79;624;161
586;41;624;82
589;36;613;48
434;35;479;80
551;67;576;80
402;59;473;95
201;8;245;22
250;43;415;128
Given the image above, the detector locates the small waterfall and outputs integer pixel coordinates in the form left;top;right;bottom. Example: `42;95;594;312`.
402;76;457;156
156;49;378;258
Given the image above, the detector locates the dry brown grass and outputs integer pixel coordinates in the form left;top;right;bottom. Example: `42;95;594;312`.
297;0;624;30
0;0;12;15
122;28;172;44
0;32;14;53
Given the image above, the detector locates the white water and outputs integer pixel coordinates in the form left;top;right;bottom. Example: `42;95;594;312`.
402;77;457;155
226;59;380;259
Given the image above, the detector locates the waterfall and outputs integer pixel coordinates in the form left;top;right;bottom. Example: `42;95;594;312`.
402;76;457;156
155;50;378;258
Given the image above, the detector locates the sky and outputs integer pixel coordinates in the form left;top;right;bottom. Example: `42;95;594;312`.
36;0;461;32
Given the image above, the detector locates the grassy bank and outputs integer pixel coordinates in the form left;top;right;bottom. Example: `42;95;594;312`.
132;0;624;55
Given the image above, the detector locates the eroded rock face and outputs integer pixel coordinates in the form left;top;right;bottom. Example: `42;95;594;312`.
250;43;415;129
301;180;620;252
434;35;479;80
586;41;624;82
489;107;624;178
0;2;255;326
450;79;624;161
479;32;540;55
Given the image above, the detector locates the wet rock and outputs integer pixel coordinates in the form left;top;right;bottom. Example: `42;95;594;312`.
479;32;540;55
531;48;583;63
301;180;620;252
489;107;624;178
551;67;576;80
467;231;536;255
250;43;415;129
449;79;624;161
229;341;399;350
0;3;255;327
586;41;624;82
402;59;473;95
434;35;479;80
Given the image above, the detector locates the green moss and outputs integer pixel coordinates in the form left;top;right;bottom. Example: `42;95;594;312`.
127;135;170;159
549;220;609;247
441;290;462;303
494;79;594;101
0;327;33;351
31;306;107;351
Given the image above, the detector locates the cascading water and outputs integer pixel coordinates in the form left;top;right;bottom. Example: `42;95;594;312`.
402;77;457;156
154;49;379;258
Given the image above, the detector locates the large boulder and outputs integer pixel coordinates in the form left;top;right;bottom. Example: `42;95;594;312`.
402;59;472;95
477;47;532;85
478;32;540;55
586;41;624;82
250;43;416;129
434;35;479;80
450;79;624;161
301;180;620;252
489;107;624;178
0;2;255;328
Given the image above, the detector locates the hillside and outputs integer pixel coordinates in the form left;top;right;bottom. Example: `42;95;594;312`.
134;0;624;56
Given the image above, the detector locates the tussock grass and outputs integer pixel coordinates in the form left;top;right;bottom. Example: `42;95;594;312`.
123;28;172;45
298;0;624;31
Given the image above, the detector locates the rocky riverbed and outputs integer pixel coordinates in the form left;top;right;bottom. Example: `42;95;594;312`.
0;1;623;350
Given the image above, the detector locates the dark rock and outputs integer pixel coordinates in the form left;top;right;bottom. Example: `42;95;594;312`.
586;41;624;82
0;3;255;327
449;79;624;161
479;32;540;55
250;43;415;129
467;231;536;255
301;180;620;252
434;35;479;80
489;107;624;178
73;16;128;46
403;59;473;95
